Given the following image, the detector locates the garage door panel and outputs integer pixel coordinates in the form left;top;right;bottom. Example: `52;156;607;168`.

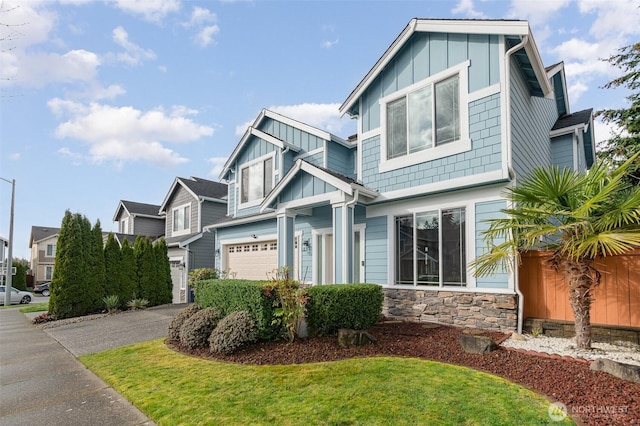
226;242;278;280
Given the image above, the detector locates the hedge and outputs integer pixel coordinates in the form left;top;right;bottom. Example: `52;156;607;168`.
305;284;383;336
194;279;279;340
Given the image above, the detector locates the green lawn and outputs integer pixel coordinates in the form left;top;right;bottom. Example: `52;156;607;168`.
19;302;49;313
80;339;573;426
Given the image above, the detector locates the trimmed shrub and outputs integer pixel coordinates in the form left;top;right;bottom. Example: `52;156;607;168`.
168;304;201;341
209;311;258;354
305;284;384;336
188;268;218;287
195;279;279;340
179;307;224;349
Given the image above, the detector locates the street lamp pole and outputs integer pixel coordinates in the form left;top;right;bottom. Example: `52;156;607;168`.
1;177;15;306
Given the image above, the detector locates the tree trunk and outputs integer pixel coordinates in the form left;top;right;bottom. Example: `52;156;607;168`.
558;256;598;350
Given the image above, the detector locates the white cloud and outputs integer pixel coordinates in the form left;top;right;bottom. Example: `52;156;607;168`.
208;157;228;177
2;49;100;87
48;99;214;167
567;81;589;104
593;117;624;151
321;24;339;49
451;0;486;18
185;6;217;26
112;0;181;23
235;103;354;138
112;26;157;66
507;0;572;26
577;0;640;39
195;25;220;47
321;38;339;49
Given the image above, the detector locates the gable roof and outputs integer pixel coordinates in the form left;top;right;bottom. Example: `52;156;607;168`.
340;18;551;117
29;226;61;247
159;176;228;213
220;109;353;180
260;159;378;212
546;61;570;117
112;200;162;222
550;108;596;168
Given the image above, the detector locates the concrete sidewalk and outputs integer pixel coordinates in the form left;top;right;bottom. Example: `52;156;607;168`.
0;304;184;426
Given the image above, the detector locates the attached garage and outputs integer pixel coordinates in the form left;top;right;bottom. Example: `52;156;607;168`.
225;241;278;280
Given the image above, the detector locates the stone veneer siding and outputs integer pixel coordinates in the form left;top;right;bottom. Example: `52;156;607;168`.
383;289;518;332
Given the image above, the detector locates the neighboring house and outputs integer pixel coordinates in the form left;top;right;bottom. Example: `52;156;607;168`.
28;226;61;284
112;200;165;238
206;18;595;332
159;176;228;303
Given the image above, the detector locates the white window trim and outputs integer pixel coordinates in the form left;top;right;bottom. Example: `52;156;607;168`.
379;60;471;174
121;218;129;234
171;202;191;237
237;152;276;210
46;244;56;257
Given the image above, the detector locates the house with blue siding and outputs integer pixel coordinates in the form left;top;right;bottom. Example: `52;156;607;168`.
205;19;596;332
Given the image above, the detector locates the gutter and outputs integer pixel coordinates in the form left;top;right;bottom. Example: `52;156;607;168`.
504;34;528;334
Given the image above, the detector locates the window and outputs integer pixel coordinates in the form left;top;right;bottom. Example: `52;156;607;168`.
46;244;56;257
172;204;190;235
120;218;129;234
240;156;274;204
387;75;459;160
380;61;470;173
45;265;54;281
395;207;466;287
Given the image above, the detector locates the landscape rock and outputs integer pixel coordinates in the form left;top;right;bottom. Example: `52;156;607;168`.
460;334;498;354
338;329;377;348
590;358;640;384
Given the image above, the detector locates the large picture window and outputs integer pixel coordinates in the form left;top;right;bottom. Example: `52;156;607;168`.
240;157;274;204
395;207;466;287
387;75;459;160
172;204;190;234
379;61;470;173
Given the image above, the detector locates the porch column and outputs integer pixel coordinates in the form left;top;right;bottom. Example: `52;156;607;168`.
277;211;296;274
332;202;354;284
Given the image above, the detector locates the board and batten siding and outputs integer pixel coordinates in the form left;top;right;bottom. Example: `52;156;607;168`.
509;56;558;181
277;173;339;203
360;32;500;133
165;186;198;237
550;134;574;169
361;93;502;193
475;199;509;289
258;117;325;153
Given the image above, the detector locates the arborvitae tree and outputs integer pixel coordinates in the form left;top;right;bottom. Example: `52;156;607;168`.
104;233;122;301
134;236;155;304
11;261;27;290
120;238;136;305
86;220;106;309
153;238;173;305
50;211;91;319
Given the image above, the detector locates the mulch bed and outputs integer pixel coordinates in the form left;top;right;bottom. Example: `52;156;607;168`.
168;320;640;425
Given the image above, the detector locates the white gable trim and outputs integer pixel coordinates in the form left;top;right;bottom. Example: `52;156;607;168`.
159;178;198;213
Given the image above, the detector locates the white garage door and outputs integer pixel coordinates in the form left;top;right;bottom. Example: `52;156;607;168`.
226;241;278;280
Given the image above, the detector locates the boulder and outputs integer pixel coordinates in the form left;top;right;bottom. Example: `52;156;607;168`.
338;329;377;348
590;358;640;384
460;334;498;354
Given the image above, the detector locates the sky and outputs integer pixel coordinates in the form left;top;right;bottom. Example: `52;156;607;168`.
1;0;639;260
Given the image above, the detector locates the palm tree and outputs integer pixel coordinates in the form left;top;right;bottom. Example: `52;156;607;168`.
472;154;640;349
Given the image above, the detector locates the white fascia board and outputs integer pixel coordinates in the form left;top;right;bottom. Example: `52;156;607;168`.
219;126;253;180
260;159;304;210
550;123;587;138
160;178;198;213
112;201;127;222
204;212;278;231
263;109;349;146
339;19;530;116
179;233;203;248
523;30;553;97
199;196;227;204
131;213;164;220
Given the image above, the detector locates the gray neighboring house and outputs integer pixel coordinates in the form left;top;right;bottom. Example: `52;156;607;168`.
159;176;228;303
113;200;165;238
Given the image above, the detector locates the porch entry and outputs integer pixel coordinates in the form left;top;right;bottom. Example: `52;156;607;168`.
314;228;365;284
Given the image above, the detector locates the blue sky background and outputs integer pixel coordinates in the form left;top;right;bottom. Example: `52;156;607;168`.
1;0;638;260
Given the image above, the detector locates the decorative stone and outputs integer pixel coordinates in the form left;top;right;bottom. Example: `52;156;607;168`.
460;334;498;354
338;329;377;348
510;332;527;341
590;358;640;384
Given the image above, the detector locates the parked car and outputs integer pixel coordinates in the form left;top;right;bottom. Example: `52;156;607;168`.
33;282;50;297
0;286;32;304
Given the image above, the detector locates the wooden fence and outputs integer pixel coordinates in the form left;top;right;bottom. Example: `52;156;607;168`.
519;248;640;328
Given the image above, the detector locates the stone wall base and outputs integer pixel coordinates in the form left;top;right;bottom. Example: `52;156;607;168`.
524;318;640;345
382;288;518;332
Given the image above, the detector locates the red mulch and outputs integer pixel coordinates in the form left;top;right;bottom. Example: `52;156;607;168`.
168;320;640;425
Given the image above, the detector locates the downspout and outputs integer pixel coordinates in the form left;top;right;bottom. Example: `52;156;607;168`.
505;35;528;334
345;189;359;283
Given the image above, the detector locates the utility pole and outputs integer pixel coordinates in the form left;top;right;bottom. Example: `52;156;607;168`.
1;177;15;306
